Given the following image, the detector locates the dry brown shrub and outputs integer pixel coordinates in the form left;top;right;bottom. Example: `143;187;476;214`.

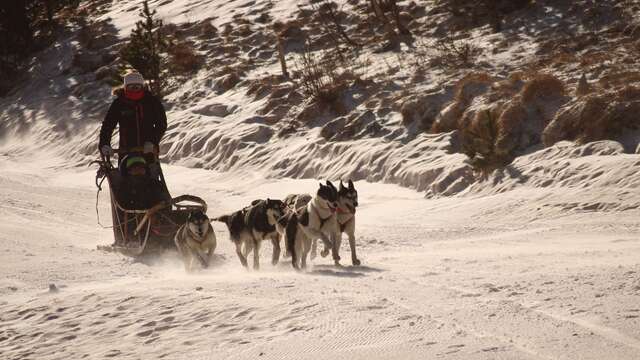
542;94;619;146
168;42;203;74
273;20;305;40
454;72;494;102
293;46;362;108
400;92;447;130
598;71;640;90
494;100;528;156
215;72;242;92
199;20;217;38
617;85;640;101
521;73;566;103
579;51;612;67
492;77;525;97
508;71;524;82
430;72;494;133
431;100;467;133
574;74;589;97
234;24;253;37
222;24;233;37
77;20;117;51
550;51;576;66
461;107;511;173
246;74;288;99
161;23;179;37
432;36;482;69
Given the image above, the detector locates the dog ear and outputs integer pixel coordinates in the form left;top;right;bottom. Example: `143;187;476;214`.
339;180;345;191
348;179;354;190
326;180;335;189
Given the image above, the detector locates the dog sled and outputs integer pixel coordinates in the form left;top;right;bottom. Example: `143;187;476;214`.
93;149;207;257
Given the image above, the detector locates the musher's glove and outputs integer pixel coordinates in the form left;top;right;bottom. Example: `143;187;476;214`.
100;145;113;157
143;141;154;154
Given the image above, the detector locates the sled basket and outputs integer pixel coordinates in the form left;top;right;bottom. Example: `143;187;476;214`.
94;152;207;257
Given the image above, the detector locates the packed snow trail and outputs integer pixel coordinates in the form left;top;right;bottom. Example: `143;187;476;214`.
1;153;640;360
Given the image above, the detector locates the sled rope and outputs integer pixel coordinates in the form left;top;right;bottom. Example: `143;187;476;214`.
95;175;112;229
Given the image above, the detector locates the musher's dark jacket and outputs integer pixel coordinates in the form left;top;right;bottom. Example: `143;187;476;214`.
98;89;167;151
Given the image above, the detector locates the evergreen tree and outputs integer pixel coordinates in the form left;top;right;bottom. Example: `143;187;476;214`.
0;0;79;94
120;0;168;96
0;2;34;94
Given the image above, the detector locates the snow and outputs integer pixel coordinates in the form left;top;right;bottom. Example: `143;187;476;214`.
1;148;640;359
102;0;300;39
1;0;640;358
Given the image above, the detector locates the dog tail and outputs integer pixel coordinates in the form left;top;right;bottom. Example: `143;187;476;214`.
285;214;299;270
212;214;230;224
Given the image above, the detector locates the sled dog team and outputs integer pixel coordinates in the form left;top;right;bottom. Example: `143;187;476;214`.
174;180;360;271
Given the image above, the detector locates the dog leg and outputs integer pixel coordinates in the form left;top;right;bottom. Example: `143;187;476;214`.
174;234;191;272
301;227;332;258
295;235;301;269
193;249;209;269
330;232;342;266
205;233;216;268
310;238;317;260
253;240;260;270
271;235;280;266
205;247;214;268
301;237;311;269
235;241;248;267
242;239;252;258
343;219;359;266
184;253;194;273
348;232;360;266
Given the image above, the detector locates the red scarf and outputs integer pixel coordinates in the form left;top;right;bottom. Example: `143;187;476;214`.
125;89;144;101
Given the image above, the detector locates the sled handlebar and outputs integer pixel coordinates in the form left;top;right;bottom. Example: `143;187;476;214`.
100;148;159;162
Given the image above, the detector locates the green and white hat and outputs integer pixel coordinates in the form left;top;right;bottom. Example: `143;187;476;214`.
125;156;146;169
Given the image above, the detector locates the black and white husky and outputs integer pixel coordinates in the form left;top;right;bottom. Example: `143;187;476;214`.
214;199;285;269
280;181;341;269
333;180;360;266
174;210;217;272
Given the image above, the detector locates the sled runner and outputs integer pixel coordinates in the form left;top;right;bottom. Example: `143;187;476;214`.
93;149;207;257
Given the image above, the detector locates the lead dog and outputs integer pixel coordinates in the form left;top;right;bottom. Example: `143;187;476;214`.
280;181;341;269
333;180;360;266
285;180;361;267
214;199;285;269
174;210;217;272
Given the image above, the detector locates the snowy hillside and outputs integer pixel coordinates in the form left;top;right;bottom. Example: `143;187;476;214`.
2;1;640;359
1;0;639;196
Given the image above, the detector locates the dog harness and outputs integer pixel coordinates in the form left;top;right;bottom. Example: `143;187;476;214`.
318;213;332;228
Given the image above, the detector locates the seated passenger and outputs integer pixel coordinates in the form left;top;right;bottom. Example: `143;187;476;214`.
119;155;167;210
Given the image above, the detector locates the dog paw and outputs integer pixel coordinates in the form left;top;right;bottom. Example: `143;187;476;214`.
352;258;361;266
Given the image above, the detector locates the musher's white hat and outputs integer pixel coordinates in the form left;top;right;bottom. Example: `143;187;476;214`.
123;71;144;86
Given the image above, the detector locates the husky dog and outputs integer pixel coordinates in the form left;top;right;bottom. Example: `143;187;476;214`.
214;206;252;267
214;199;285;269
280;181;341;269
334;180;360;266
174;210;217;272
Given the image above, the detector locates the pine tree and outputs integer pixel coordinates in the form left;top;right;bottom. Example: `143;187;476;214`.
120;0;167;96
0;2;34;94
